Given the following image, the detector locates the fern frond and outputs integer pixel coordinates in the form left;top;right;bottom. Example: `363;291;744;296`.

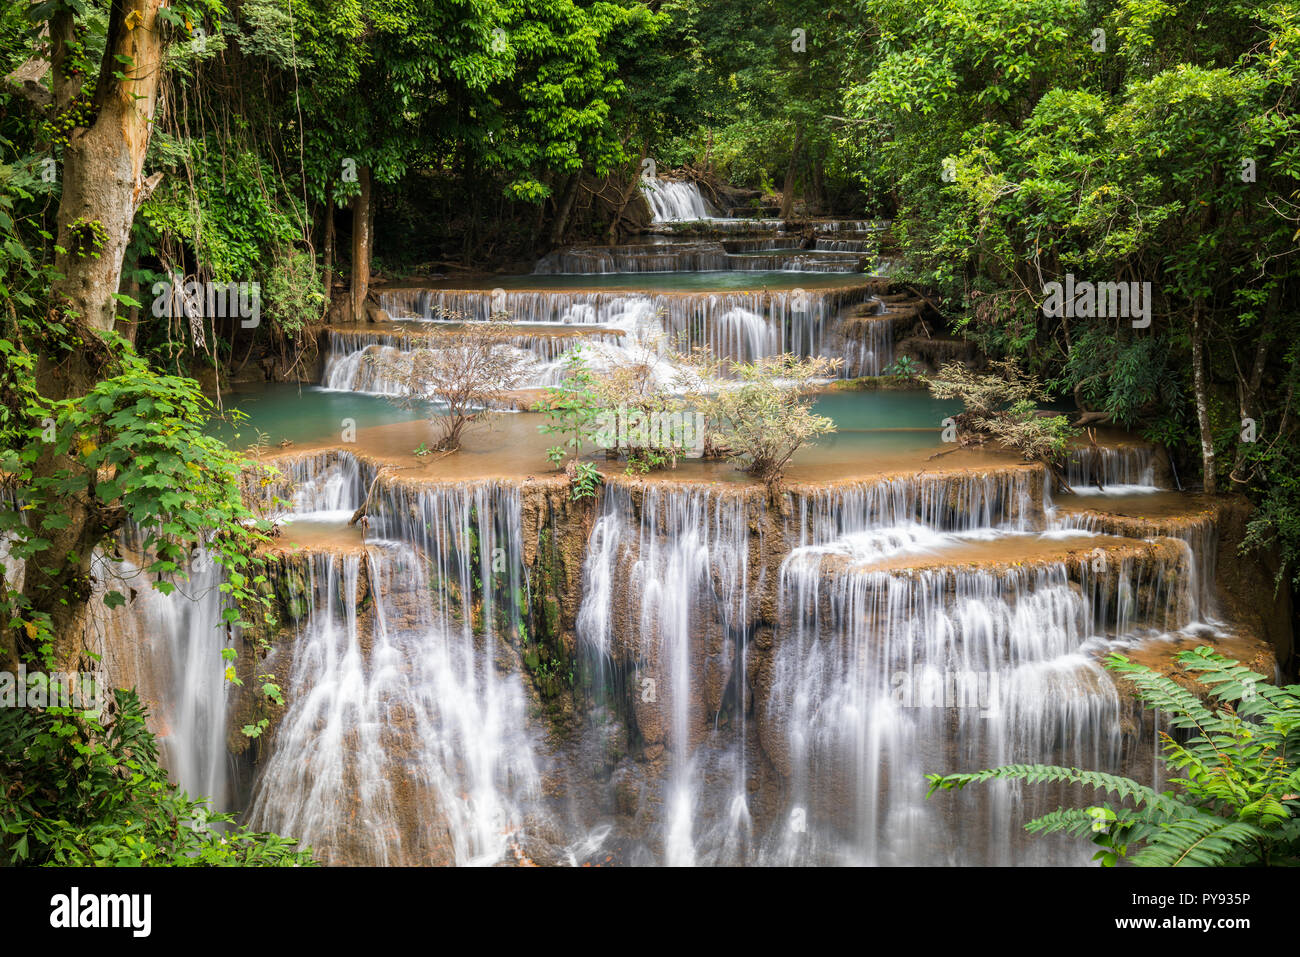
1176;646;1300;714
1025;807;1105;838
927;764;1187;816
1106;654;1234;738
1130;813;1270;867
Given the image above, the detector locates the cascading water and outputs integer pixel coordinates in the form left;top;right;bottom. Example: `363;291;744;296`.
566;468;1202;865
1065;446;1158;492
642;179;719;222
94;539;234;813
246;478;542;865
576;483;756;865
534;242;732;274
762;557;1126;865
532;242;864;274
369;286;886;381
95;170;1251;869
320;329;626;395
107;438;1238;867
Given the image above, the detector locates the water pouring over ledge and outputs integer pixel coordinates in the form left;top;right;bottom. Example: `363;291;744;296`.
123;432;1272;866
642;179;721;222
245;481;543;866
95;164;1277;865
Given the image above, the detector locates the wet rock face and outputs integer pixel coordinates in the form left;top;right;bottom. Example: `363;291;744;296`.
99;449;1292;865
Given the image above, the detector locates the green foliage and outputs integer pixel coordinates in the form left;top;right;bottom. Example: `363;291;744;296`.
260;247;324;339
138;137;303;283
535;349;602;467
1053;328;1185;438
0;334;277;664
883;356;923;381
928;359;1078;465
843;0;1300;511
688;353;839;485
927;648;1300;866
588;345;690;473
569;461;603;502
0;688;314;866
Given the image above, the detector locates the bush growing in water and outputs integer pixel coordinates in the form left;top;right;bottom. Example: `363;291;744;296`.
687;353;840;485
927;359;1077;473
367;321;527;452
535;347;693;478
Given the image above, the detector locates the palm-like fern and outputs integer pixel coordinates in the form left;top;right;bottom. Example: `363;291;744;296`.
926;647;1300;866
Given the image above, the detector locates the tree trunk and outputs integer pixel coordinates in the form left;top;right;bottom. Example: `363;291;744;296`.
1230;292;1276;485
350;166;372;322
48;0;165;342
23;0;167;665
1190;305;1217;494
549;171;582;247
322;197;335;316
608;138;650;242
779;123;804;219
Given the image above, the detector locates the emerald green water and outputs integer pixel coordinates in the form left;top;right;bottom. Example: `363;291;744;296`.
811;390;960;429
208;383;958;456
208;385;429;448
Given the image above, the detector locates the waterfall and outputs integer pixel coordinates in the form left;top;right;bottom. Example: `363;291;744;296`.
815;239;872;253
576;483;756;865
96;436;1229;867
642;179;719;222
246;481;542;865
534;243;732;274
274;449;369;519
787;469;1041;543
371;286;886;377
533;242;861;274
94;542;234;813
814;220;887;233
567;468;1199;865
762;557;1124;865
1065;446;1159;492
321;328;631;395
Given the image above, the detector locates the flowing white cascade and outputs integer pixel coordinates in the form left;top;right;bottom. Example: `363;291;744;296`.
534;243;732;274
367;286;885;382
646;218;789;234
94;545;233;811
642;179;719;222
577;484;755;865
762;558;1124;865
814;220;887;233
246;481;542;866
765;472;1202;864
570;468;1203;865
533;242;861;274
1065;446;1159;492
282;450;367;519
788;469;1040;544
320;330;625;395
815;239;873;253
